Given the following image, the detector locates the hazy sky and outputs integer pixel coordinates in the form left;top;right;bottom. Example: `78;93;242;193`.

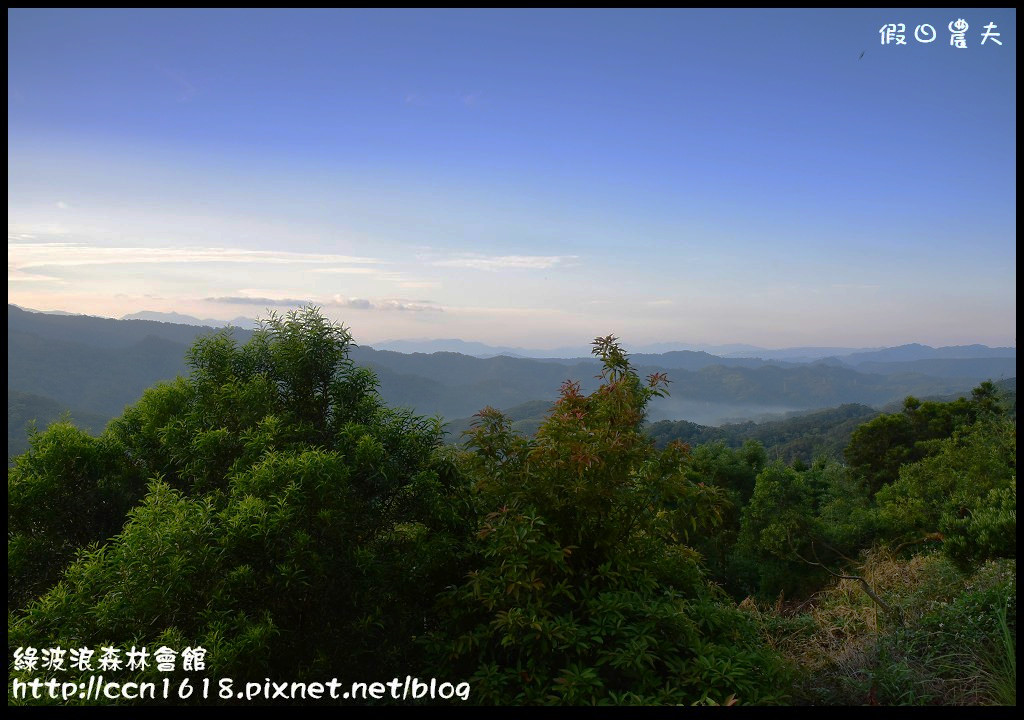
8;9;1017;349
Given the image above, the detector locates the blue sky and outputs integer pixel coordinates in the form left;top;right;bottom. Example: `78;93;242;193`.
8;9;1017;348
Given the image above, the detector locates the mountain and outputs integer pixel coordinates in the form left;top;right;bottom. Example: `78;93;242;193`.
7;305;253;427
9;329;193;418
718;346;876;362
852;358;1016;379
443;399;555;442
839;343;1016;364
7;305;1014;459
628;351;792;371
11;304;90;317
8;390;109;461
879;377;1016;415
122;311;260;329
370;339;862;361
373;338;528;357
8;304;253;350
645;403;883;464
371;338;1017;365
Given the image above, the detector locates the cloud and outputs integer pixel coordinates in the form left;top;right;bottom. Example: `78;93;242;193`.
205;292;443;313
56;201;70;210
205;296;313;306
334;296;373;310
330;294;442;312
376;299;442;312
431;254;575;271
311;266;381;275
8;242;385;271
8;266;62;283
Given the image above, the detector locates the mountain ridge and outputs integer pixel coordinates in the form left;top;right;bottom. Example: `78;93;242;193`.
7;305;1015;449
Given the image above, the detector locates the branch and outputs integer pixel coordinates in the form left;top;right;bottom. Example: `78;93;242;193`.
893;533;944;555
795;544;903;625
813;537;861;566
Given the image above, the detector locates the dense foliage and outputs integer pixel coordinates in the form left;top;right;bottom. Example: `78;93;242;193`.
10;309;473;687
648;403;881;465
7;309;1016;706
422;337;788;704
845;383;1002;494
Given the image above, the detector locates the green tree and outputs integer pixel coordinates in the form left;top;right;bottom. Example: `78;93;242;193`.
875;415;1016;567
733;463;819;597
9;307;473;689
423;336;787;705
8;421;146;608
731;457;878;599
684;440;765;594
845;387;995;494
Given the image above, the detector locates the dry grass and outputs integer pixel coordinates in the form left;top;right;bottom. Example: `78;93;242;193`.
740;548;1013;705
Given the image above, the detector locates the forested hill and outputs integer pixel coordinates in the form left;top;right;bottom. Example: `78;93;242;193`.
646;403;882;464
7;303;252;349
7;305;1015;461
650;377;1017;463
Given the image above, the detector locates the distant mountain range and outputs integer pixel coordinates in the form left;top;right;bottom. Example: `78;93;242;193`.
373;338;532;358
373;337;1016;365
12;305;261;330
15;306;1015;363
371;337;878;360
121;311;261;329
7;304;1016;462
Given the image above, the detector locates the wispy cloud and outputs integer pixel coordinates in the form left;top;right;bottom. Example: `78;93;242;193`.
8;266;62;283
205;296;312;306
431;254;575;271
375;298;442;312
336;297;373;310
330;294;442;312
9;242;385;271
311;266;381;275
204;293;443;313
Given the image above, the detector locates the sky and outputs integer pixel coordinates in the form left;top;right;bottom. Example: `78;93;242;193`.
7;9;1017;349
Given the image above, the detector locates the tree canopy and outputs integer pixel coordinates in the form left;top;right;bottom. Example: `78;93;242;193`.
10;308;473;685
